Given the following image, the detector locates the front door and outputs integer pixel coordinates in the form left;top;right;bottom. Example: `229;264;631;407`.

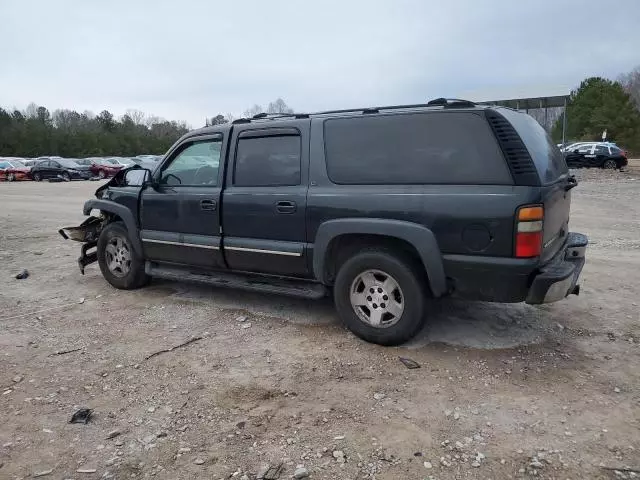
140;133;226;269
222;122;310;277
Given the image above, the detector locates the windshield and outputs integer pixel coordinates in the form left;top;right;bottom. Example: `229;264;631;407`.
8;160;26;168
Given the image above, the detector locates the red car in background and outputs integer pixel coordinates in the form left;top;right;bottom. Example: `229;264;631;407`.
90;158;124;178
0;159;32;181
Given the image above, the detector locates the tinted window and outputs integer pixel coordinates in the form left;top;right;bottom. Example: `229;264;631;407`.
324;112;512;185
499;109;568;184
234;135;301;186
161;138;222;186
610;146;622;154
595;145;609;155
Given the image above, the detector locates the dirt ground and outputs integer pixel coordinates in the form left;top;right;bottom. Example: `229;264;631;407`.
1;168;639;480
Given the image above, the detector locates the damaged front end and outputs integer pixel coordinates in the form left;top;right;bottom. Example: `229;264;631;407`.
59;164;151;275
59;216;105;274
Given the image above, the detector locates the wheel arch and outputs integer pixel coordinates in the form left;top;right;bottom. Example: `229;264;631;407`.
83;199;143;255
313;218;447;297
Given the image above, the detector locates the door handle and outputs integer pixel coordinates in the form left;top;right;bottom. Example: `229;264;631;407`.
200;199;217;211
275;200;296;214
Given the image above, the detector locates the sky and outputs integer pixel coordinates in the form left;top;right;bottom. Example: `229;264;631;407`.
1;0;639;127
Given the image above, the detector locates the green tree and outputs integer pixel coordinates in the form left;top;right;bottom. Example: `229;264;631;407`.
552;77;640;153
0;103;189;157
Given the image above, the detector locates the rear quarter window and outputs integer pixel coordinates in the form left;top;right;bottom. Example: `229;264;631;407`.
323;112;513;185
497;109;568;184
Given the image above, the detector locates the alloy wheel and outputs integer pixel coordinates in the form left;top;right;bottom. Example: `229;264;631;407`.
349;269;404;328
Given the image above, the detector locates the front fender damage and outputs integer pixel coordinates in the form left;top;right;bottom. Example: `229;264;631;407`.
59;216;105;274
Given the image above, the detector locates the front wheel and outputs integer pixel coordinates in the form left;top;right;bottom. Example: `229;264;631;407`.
7;173;15;182
602;159;617;169
97;222;149;289
333;249;427;345
33;172;42;181
61;172;71;181
98;170;106;179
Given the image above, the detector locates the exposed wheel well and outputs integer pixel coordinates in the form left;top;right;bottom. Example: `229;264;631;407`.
323;234;428;288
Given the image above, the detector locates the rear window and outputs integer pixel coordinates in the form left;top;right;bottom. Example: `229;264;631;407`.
498;109;568;184
323;112;512;185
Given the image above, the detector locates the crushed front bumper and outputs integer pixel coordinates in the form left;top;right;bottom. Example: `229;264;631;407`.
59;216;103;274
525;232;588;304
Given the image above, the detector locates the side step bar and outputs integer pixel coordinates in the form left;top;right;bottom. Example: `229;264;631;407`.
145;262;327;300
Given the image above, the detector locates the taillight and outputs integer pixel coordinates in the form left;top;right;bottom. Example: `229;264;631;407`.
515;205;544;258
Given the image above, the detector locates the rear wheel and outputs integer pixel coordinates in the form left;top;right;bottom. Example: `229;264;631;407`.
603;159;617;169
333;248;427;345
97;222;148;289
7;173;15;182
98;170;106;179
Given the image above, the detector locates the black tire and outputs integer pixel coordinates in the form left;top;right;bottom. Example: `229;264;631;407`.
602;159;617;170
98;170;106;179
61;172;71;181
97;222;148;289
33;172;41;181
7;173;15;182
333;248;427;346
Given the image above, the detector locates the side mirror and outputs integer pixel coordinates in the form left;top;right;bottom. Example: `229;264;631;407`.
124;168;154;187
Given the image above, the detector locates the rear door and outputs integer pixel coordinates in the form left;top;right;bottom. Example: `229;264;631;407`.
593;144;610;166
222;121;310;277
140;133;226;269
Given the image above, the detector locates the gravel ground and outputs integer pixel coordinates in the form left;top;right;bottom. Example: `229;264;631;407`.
1;169;639;480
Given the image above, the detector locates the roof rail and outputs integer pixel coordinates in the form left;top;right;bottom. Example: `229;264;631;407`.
426;98;476;108
228;99;476;125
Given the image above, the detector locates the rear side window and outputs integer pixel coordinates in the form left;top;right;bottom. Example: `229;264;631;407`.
595;145;609;155
323;112;512;185
234;135;301;186
498;109;568;184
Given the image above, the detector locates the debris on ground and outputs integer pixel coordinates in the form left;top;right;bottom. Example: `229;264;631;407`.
105;430;121;440
144;336;203;360
33;469;54;477
76;468;97;473
15;269;29;280
256;462;283;479
293;465;309;478
398;356;421;369
69;408;93;424
48;347;83;357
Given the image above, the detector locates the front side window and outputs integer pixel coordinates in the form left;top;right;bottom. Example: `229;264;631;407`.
160;137;222;186
234;134;301;187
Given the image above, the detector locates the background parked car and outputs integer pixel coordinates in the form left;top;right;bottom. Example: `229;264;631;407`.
564;142;628;169
0;159;31;181
90;158;123;178
30;158;92;181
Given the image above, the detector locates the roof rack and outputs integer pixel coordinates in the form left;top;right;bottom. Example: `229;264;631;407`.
229;98;476;124
232;112;310;124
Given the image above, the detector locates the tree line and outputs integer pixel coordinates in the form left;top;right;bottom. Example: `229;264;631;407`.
2;74;639;160
552;67;640;155
0;104;190;158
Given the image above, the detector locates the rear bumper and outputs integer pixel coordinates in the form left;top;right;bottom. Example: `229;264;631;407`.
442;232;587;304
525;232;587;304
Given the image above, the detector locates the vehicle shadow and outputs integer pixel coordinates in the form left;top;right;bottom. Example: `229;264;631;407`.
162;281;548;350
